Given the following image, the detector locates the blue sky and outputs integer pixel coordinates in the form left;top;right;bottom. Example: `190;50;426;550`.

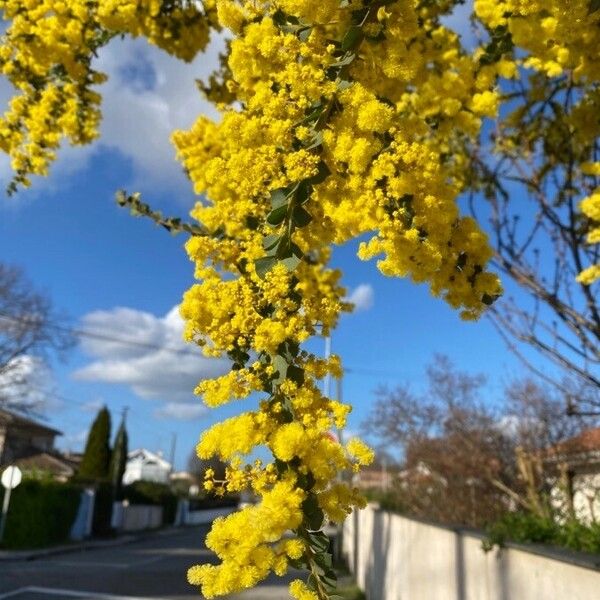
0;27;539;470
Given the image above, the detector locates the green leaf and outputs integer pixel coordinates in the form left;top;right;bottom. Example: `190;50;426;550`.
330;52;356;68
321;568;337;591
589;0;600;13
289;557;308;570
337;79;352;91
302;493;325;530
341;26;362;51
350;7;369;25
295;180;311;205
298;26;312;42
287;364;305;385
307;531;330;553
271;188;289;209
305;130;324;150
255;255;278;278
267;204;288;226
273;354;288;381
282;253;302;271
263;234;280;251
313;551;333;571
274;458;289;474
309;161;331;185
272;9;287;26
292;206;312;227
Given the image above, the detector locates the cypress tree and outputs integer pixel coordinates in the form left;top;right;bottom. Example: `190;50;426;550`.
78;406;111;480
109;416;128;495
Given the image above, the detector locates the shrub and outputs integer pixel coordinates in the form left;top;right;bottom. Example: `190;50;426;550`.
188;495;240;511
0;479;81;549
483;512;600;554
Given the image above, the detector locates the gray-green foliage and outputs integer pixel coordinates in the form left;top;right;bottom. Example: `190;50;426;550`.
78;406;111;480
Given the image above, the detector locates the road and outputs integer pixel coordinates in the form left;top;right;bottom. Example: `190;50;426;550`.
0;526;292;600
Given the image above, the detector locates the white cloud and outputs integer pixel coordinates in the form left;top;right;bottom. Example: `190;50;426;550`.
346;284;374;312
0;355;57;412
154;401;207;421
0;32;226;196
73;305;229;404
80;398;105;414
93;34;224;194
59;428;89;452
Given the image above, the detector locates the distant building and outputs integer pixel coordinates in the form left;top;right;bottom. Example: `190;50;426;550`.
547;427;600;524
123;449;171;485
353;465;395;491
0;408;61;465
14;451;80;482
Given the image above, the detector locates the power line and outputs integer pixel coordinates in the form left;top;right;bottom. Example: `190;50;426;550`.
0;312;200;358
0;312;406;379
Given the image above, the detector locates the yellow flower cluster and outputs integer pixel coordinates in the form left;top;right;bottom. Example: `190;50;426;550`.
187;477;306;597
578;184;600;285
475;0;600;285
172;1;504;596
16;1;600;598
475;0;600;80
97;0;210;61
0;0;210;190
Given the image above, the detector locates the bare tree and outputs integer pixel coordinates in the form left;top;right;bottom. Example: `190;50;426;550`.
468;73;600;409
0;263;72;411
362;356;594;527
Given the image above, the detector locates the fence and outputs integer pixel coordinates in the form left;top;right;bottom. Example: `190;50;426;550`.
111;502;163;532
342;504;600;600
175;500;236;526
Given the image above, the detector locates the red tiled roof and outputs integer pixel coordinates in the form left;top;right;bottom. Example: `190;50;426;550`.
553;427;600;455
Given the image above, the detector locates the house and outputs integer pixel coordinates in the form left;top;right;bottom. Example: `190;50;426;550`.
170;470;196;494
123;448;172;485
353;465;396;491
14;451;80;482
0;408;61;465
546;427;600;524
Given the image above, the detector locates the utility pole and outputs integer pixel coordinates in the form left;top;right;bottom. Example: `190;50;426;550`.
324;336;332;399
169;432;177;474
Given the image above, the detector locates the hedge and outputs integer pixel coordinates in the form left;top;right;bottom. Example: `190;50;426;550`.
0;479;81;549
188;495;240;511
484;511;600;554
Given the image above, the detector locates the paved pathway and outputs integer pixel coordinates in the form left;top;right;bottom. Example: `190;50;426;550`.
0;526;291;600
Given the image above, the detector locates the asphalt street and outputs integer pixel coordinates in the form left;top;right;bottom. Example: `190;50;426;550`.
0;526;292;600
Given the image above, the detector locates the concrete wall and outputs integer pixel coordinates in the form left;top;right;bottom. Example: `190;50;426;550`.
176;500;236;526
343;504;600;600
111;502;163;532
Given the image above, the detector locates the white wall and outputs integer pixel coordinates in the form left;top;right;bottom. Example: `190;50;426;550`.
111;502;163;532
343;504;600;600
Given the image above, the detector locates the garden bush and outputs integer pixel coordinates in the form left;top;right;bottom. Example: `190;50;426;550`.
0;479;81;549
484;512;600;554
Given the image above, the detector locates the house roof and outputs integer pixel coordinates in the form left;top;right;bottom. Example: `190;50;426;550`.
127;448;171;469
0;409;62;436
14;452;77;476
552;427;600;456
